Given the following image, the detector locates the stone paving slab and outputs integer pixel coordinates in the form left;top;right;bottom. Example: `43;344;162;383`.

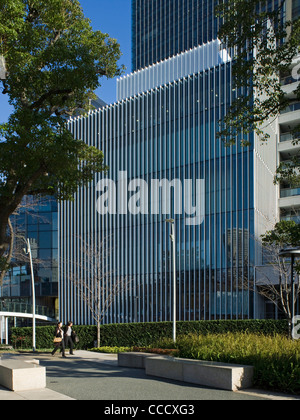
0;385;74;400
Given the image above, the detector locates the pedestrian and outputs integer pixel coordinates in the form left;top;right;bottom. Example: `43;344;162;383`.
64;321;75;355
51;321;66;358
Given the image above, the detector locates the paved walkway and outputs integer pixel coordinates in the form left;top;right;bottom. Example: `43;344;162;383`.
0;386;74;400
0;351;299;401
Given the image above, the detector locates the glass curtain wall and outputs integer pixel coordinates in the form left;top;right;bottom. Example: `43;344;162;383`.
1;197;58;319
60;63;255;325
132;0;219;71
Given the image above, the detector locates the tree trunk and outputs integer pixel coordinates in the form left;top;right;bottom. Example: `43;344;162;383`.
0;215;10;287
0;218;14;287
0;216;9;259
97;322;101;348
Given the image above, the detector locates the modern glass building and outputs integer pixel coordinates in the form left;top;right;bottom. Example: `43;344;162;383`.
1;197;58;319
59;0;281;325
132;0;220;71
293;0;300;18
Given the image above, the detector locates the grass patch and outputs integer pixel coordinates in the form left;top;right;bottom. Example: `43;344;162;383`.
90;346;132;354
159;333;300;395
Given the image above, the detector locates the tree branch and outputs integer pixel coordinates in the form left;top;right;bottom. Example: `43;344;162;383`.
29;88;73;110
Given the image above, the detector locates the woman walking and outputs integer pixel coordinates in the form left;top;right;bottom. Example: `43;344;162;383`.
51;321;66;358
64;321;75;356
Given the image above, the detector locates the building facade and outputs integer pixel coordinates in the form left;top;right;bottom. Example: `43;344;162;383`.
132;0;220;71
59;0;299;324
1;197;59;319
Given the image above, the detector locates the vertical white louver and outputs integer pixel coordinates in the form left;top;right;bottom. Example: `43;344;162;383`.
117;39;231;101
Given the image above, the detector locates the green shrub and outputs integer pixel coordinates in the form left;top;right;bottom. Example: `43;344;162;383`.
90;346;131;354
10;319;289;350
9;325;97;350
174;332;300;395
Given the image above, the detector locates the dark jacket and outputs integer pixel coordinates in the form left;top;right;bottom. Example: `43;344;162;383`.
54;327;64;338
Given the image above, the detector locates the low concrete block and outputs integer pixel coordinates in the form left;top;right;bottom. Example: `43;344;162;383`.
145;356;184;382
181;359;254;391
118;352;162;369
0;359;46;392
145;356;254;391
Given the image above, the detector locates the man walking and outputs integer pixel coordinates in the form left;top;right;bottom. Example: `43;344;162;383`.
64;321;75;355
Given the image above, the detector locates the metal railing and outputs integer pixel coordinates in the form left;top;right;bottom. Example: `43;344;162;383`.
280;75;298;86
281;102;300;114
0;301;55;319
280;133;300;143
280;215;300;223
280;187;300;198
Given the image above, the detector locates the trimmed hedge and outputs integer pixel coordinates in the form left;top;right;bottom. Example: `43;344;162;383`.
10;319;289;350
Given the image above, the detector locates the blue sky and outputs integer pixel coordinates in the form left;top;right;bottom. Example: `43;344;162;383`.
0;0;132;123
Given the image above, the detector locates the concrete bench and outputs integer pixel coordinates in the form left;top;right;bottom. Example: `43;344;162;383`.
0;357;46;392
118;352;254;391
145;356;254;392
118;352;162;369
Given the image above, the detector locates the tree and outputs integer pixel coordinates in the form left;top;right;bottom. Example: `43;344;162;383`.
258;221;300;324
68;236;130;348
0;0;124;273
216;0;300;161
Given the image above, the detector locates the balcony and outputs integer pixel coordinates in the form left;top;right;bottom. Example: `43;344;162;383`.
281;215;300;223
280;133;300;143
279;185;300;208
280;187;300;198
279;101;300;126
279;132;300;154
280;102;300;115
281;75;299;98
280;75;298;86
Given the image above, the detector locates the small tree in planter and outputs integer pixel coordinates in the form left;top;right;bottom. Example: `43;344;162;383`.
68;236;130;348
259;221;300;336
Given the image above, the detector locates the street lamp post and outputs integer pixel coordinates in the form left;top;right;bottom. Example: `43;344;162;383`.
166;219;176;343
24;238;36;352
279;247;300;339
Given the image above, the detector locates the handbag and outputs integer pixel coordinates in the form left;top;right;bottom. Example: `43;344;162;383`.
53;337;62;344
71;331;79;344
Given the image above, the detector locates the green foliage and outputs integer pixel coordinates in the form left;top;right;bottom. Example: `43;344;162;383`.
173;332;300;395
261;220;300;274
0;0;122;202
0;109;108;201
10;319;289;350
261;220;300;248
0;0;124;112
0;0;123;268
11;334;32;349
90;346;132;354
216;0;300;164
